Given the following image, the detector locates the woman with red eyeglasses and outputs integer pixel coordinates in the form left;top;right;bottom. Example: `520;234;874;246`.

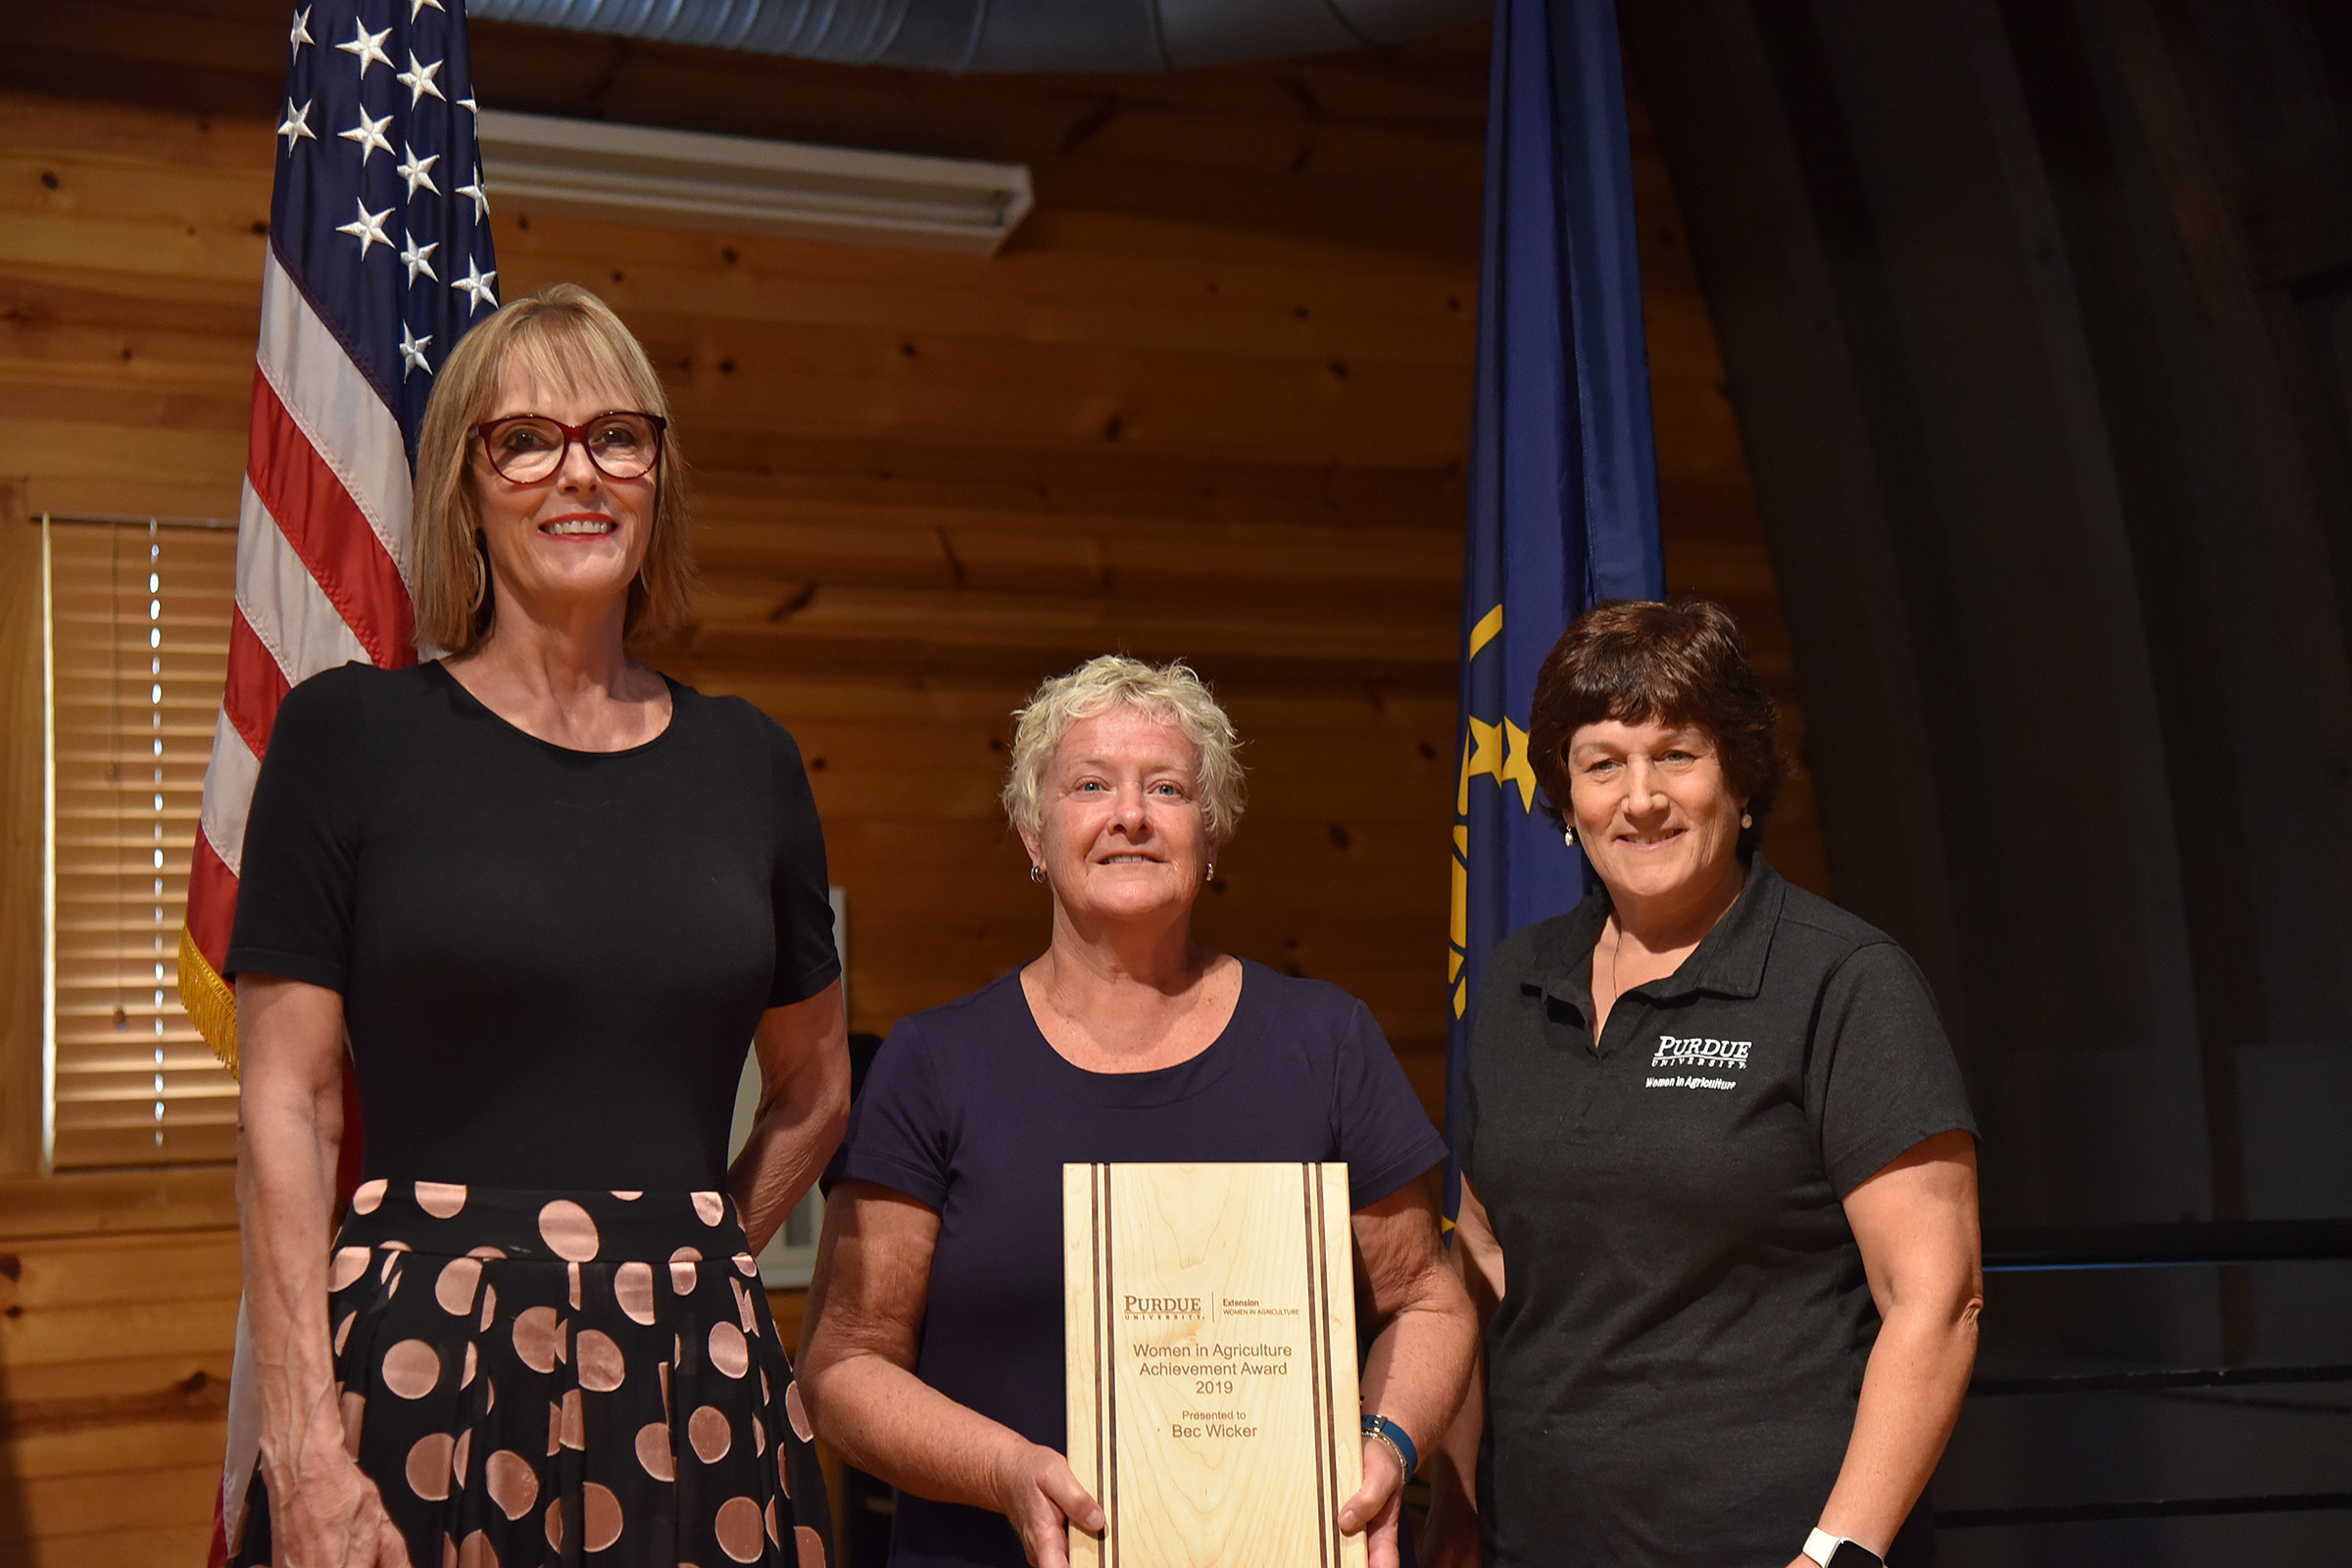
227;283;846;1568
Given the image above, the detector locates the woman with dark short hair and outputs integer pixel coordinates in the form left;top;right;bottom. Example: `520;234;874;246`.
1424;599;1981;1568
229;284;844;1568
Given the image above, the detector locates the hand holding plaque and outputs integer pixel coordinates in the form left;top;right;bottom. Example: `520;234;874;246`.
1064;1162;1366;1568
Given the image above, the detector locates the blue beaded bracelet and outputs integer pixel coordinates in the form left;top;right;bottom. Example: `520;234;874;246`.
1360;1413;1418;1477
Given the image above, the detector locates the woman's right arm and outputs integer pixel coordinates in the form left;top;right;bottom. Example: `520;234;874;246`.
797;1180;1102;1568
237;973;410;1568
1420;1173;1505;1568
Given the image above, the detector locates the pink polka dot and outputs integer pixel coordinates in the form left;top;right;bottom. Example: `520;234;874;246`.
486;1449;537;1521
558;1388;584;1451
478;1283;497;1331
635;1421;675;1482
754;1414;766;1456
452;1429;472;1488
766;1497;781;1546
333;1313;355;1354
458;1529;497;1568
715;1496;762;1563
406;1433;454;1500
575;1328;626;1394
731;1278;758;1334
512;1306;562;1374
461;1342;478;1389
328;1247;370;1292
567;1261;582;1310
584;1482;623;1552
689;1405;731;1463
786;1381;813;1444
351;1178;387;1215
381;1239;413;1252
614;1261;657;1326
537;1200;600;1261
434;1256;483;1316
692;1191;726;1227
734;1253;759;1277
670;1258;699;1294
760;1369;770;1402
777;1446;791;1497
545;1401;561;1458
467;1246;506;1260
416;1181;467;1218
382;1340;441;1399
708;1320;750;1379
797;1524;825;1567
544;1498;563;1551
612;1189;643;1200
442;1532;457;1568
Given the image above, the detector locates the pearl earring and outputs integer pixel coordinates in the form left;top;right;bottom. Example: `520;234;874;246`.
1740;812;1754;829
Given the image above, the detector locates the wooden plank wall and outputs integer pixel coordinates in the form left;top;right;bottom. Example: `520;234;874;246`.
0;6;1817;1563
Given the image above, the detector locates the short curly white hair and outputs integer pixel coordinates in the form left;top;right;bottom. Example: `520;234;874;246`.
1002;655;1246;844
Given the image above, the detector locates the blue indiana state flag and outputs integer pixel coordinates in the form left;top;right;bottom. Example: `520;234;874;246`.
1445;0;1665;1231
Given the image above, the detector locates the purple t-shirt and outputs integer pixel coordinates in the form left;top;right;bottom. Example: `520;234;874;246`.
837;958;1448;1568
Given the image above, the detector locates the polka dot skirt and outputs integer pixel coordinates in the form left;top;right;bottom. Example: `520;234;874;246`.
229;1181;832;1568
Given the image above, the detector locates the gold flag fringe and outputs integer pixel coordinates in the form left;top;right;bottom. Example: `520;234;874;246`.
178;926;240;1078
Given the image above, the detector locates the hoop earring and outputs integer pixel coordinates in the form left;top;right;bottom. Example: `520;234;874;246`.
1029;864;1045;883
466;537;488;614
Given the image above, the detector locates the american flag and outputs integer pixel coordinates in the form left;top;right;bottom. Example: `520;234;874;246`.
183;2;497;1560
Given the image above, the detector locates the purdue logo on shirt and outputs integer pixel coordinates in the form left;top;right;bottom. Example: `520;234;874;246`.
1644;1035;1750;1091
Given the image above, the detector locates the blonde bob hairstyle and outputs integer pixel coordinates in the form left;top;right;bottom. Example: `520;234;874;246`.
411;282;693;654
1002;656;1247;845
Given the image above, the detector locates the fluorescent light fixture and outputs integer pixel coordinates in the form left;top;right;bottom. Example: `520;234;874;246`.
476;109;1034;256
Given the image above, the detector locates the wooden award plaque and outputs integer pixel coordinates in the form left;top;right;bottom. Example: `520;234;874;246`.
1063;1162;1364;1568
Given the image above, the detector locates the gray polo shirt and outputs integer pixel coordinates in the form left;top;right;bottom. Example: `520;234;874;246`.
1459;856;1976;1568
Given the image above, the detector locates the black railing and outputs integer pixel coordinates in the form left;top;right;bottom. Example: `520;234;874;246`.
1936;1220;2352;1534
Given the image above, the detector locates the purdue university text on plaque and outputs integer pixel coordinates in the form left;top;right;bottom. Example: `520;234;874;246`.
1063;1162;1365;1568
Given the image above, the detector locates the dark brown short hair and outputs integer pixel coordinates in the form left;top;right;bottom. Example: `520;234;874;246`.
1527;598;1784;857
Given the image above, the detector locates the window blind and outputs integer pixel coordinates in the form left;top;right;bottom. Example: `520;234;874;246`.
46;518;241;1168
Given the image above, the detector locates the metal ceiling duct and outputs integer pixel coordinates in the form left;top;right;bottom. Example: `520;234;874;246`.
467;0;1492;73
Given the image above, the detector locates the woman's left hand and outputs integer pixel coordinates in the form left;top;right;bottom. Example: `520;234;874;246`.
1338;1435;1406;1568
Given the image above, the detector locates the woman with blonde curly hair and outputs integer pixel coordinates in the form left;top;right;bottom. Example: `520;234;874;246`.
229;283;845;1567
798;655;1475;1568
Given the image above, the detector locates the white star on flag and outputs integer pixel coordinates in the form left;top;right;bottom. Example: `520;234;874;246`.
339;108;394;166
453;256;498;313
458;94;477;119
276;98;316;151
335;19;393;76
399;233;439;283
399;322;434;378
395;143;439;199
458;167;489;222
289;5;312;59
396;52;445;108
336;198;394;256
411;0;447;18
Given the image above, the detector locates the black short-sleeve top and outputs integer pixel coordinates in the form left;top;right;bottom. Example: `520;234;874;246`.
226;661;840;1192
1457;856;1976;1568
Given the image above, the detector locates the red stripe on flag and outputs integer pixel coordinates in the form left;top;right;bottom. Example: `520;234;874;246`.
224;607;293;763
186;827;240;974
247;369;416;670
